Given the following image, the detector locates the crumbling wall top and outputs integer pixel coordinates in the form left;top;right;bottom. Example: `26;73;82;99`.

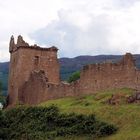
17;35;29;47
9;35;16;53
120;53;135;66
9;35;58;53
82;53;136;72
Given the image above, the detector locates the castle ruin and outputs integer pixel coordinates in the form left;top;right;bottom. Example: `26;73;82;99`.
8;35;140;106
8;35;60;106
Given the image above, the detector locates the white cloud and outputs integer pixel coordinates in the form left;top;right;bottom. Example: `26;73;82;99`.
0;0;64;61
30;0;140;57
1;0;140;61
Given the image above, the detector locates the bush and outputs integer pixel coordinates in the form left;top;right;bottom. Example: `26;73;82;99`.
0;105;117;139
0;110;8;139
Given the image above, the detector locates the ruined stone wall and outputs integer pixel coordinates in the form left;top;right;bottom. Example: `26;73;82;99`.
18;70;80;105
15;47;60;85
8;36;60;106
18;53;140;105
78;53;140;94
8;50;20;105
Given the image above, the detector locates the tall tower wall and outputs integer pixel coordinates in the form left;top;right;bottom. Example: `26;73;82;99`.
8;35;60;106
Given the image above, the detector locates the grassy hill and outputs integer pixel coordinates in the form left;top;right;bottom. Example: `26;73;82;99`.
39;88;140;140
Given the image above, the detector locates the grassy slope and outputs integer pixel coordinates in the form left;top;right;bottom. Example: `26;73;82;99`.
39;88;140;140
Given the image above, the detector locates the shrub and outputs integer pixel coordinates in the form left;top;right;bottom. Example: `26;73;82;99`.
0;110;8;139
0;105;117;139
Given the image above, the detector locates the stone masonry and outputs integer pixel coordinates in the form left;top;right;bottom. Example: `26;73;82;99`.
8;35;60;106
8;36;140;106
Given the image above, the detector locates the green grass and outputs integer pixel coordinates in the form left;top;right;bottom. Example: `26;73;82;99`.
39;88;140;140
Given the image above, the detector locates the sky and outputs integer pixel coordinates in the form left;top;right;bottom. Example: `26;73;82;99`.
0;0;140;62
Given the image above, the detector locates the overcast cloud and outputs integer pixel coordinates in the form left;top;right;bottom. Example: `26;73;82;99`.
0;0;140;61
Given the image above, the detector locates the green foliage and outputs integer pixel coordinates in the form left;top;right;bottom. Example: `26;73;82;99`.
67;71;80;83
0;72;8;93
0;81;2;93
0;110;7;139
0;81;6;105
0;105;117;140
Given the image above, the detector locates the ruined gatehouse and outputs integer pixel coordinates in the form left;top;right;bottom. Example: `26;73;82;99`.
8;35;140;106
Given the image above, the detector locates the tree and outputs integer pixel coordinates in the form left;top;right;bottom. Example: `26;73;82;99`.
0;81;2;95
0;81;5;106
67;71;80;83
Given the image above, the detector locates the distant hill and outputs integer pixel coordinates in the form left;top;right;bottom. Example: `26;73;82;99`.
0;62;9;73
1;54;140;95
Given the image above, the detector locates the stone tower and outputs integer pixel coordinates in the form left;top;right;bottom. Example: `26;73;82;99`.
8;35;60;106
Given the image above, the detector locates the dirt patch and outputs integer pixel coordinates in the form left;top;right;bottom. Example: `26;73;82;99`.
106;93;127;105
127;92;140;103
105;92;140;105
